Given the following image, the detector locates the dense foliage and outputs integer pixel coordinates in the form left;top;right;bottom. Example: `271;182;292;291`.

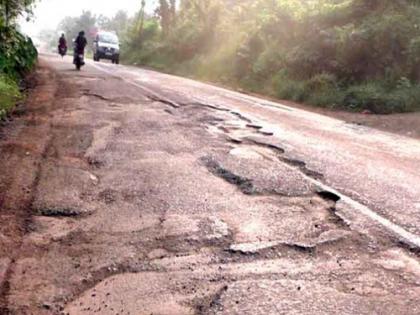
118;0;420;113
0;0;38;117
0;26;37;77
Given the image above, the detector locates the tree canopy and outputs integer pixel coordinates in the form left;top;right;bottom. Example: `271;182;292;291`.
119;0;420;113
0;0;36;27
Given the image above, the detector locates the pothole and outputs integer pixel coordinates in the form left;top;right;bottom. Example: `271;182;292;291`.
246;124;263;130
317;190;341;202
201;156;255;195
230;111;252;123
228;229;351;255
36;207;87;218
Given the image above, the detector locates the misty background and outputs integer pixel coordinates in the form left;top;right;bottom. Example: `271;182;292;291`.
20;0;157;36
9;0;420;115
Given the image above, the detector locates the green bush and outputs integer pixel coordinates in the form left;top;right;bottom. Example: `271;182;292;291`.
0;27;37;77
0;75;21;118
340;80;420;113
272;70;306;102
0;26;37;117
305;73;338;92
342;81;385;111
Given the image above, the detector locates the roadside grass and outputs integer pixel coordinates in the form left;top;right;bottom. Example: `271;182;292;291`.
0;75;21;118
271;73;420;114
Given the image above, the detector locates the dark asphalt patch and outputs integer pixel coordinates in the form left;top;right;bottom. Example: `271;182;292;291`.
226;136;243;144
36;207;85;217
82;92;113;102
230;111;252;123
317;190;341;202
246;124;263;130
248;138;285;154
198;115;225;125
259;130;274;136
181;102;231;113
147;95;180;108
277;157;324;180
201;156;255;195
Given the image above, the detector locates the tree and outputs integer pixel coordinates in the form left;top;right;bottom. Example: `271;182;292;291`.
0;0;36;27
59;11;97;46
0;0;37;93
98;10;129;37
136;0;146;36
156;0;177;37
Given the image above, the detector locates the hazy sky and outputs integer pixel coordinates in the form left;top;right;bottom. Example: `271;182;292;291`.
21;0;157;36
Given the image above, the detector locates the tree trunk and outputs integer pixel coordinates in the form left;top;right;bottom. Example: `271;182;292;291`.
158;0;176;37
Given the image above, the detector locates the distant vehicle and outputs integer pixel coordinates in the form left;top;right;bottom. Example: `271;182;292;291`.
93;31;120;64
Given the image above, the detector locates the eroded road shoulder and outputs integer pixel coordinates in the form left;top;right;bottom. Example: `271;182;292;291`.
0;64;59;313
0;56;419;314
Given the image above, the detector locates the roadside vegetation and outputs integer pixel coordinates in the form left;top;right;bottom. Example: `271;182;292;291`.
0;0;38;118
56;0;420;113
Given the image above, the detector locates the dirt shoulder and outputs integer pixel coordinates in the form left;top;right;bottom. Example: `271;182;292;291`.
273;99;420;140
0;61;57;312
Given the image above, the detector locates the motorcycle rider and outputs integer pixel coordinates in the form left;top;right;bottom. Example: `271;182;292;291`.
58;33;67;56
73;31;87;65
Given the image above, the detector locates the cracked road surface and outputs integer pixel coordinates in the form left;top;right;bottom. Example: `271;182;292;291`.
0;54;419;314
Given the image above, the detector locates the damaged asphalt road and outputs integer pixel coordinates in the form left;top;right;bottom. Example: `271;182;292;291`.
0;54;419;314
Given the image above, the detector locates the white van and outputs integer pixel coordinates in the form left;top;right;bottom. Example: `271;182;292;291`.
93;31;120;64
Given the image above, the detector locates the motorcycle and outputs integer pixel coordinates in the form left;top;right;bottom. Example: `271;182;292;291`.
72;36;87;71
58;45;67;58
74;53;85;70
